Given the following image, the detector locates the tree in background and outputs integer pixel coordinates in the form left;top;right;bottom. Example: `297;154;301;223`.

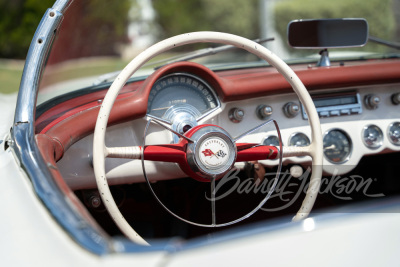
152;0;259;50
0;0;54;59
0;0;131;61
3;0;398;60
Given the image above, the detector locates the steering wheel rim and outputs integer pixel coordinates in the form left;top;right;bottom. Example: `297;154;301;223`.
93;32;323;245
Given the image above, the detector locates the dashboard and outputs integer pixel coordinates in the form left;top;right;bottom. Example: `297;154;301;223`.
51;62;400;190
219;83;400;174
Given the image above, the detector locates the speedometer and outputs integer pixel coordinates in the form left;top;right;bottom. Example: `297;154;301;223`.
147;73;219;121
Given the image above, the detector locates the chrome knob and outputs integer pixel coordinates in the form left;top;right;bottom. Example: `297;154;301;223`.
283;102;300;118
229;108;244;123
391;93;400;105
257;105;273;120
364;94;381;109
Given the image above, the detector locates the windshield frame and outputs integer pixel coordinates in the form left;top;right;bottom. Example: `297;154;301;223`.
11;0;147;255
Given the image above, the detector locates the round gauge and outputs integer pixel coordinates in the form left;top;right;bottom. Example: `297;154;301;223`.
323;129;352;164
147;73;219;121
362;125;383;149
388;122;400;146
262;135;280;146
289;132;310;147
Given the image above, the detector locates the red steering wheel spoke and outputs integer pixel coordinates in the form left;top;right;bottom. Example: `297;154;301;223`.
236;143;279;162
106;125;281;182
143;144;186;162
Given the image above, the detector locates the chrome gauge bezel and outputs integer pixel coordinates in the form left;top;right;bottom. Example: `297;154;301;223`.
262;135;281;146
146;72;221;124
387;121;400;146
288;132;311;147
362;124;383;149
323;128;353;164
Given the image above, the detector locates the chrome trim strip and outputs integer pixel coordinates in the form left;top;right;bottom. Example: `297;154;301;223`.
52;0;73;13
14;8;63;124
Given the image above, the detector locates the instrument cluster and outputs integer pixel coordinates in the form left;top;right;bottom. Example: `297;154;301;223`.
219;83;400;175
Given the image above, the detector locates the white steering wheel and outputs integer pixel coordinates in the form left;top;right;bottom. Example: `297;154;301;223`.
93;32;323;245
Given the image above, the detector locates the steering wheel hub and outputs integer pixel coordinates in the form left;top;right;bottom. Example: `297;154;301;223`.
186;125;236;179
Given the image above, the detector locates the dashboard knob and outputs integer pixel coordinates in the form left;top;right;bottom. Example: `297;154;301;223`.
257;105;273;120
229;108;244;123
290;165;304;178
391;93;400;105
283;102;300;118
364;94;381;109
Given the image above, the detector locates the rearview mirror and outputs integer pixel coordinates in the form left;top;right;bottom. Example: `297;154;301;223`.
288;18;368;49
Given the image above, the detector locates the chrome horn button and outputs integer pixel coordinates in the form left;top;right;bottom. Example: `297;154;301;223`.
198;137;230;169
187;125;236;179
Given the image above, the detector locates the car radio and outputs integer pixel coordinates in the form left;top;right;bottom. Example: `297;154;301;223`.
301;91;362;119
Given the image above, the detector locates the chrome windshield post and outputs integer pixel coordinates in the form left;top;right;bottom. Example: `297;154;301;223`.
14;7;64;125
10;0;126;255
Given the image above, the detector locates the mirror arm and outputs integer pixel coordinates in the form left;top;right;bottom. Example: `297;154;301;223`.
317;49;330;67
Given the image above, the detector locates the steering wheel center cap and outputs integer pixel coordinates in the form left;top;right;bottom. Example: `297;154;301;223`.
198;137;230;169
186;125;236;179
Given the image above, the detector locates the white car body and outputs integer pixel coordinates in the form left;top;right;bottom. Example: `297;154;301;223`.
1;0;400;266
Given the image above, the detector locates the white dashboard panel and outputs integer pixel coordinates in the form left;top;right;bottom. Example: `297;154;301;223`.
220;83;400;174
57;83;400;189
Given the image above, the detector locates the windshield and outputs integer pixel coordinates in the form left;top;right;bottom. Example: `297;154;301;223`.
37;0;400;103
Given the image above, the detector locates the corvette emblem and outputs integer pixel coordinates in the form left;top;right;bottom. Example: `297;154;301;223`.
202;149;215;157
202;149;227;158
198;137;230;169
216;150;227;158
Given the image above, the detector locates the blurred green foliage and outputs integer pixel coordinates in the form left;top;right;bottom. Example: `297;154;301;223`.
0;0;54;59
274;0;396;53
0;0;131;60
1;0;398;94
0;60;24;94
0;0;131;93
80;0;131;51
152;0;260;49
